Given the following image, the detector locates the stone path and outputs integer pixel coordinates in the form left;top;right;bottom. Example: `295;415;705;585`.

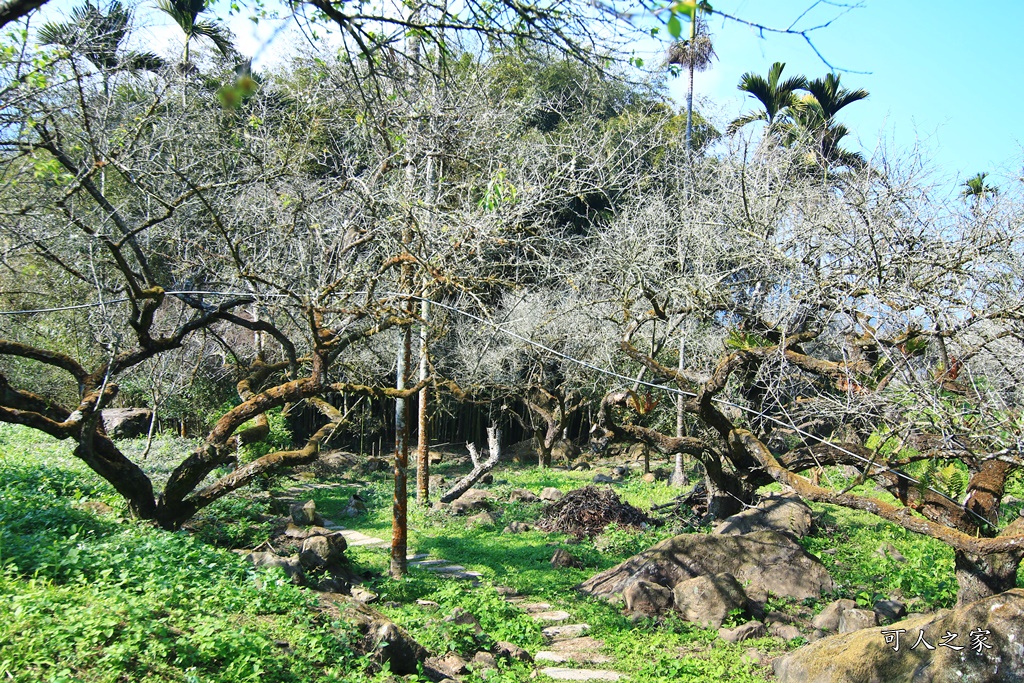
321;522;627;680
277;480;625;681
514;598;626;681
318;520;486;583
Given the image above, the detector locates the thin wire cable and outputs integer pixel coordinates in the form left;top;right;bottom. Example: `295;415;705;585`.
0;288;997;525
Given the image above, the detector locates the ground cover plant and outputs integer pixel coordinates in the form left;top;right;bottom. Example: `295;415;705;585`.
0;426;392;683
2;422;1022;681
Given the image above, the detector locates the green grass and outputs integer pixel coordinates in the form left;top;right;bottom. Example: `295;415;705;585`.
0;426;389;683
3;424;1020;683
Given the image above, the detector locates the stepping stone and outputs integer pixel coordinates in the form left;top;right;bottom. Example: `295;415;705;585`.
543;624;590;640
532;610;572;623
410;559;449;567
537;637;613;665
428;565;467;573
540;667;623;681
536;652;569;663
520;602;552;612
407;553;430;561
348;538;387;547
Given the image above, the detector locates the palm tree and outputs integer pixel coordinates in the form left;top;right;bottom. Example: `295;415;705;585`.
802;72;868;122
38;1;163;76
155;0;234;65
728;62;807;134
788;73;868;169
785;94;866;169
961;172;999;212
667;16;715;155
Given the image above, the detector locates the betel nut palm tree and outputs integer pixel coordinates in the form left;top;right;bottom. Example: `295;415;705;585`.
727;61;807;134
667;15;715;154
38;0;163;76
155;0;234;64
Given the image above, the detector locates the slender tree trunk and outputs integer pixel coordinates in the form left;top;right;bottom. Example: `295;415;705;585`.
671;335;688;487
416;294;430;504
391;324;412;578
391;0;422;579
684;16;697;157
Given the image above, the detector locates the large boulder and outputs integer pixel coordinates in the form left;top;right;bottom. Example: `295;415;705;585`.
623;579;674;617
579;530;833;603
244;550;306;585
299;532;348;568
290;500;321;526
672;573;748;627
774;589;1024;683
449;489;492;515
332;596;429;675
101;408;152;439
714;492;813;539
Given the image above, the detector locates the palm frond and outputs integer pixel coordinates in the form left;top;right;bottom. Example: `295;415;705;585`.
124;51;165;72
156;0;195;34
726;110;766;135
804;73;868;120
192;20;235;57
667;20;715;70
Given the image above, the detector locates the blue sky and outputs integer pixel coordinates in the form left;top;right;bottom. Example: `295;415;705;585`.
663;1;1024;191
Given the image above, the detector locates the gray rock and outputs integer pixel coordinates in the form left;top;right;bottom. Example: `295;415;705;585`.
101;408;152;439
714;492;813;539
719;621;766;643
623;579;674;617
468;511;497;527
592;473;615;484
551;548;582;569
540;487;564;502
311;450;357;476
493;640;532;663
470;651;497;670
316;577;348;593
480;472;494;485
509;488;541;503
811;599;856;632
450;489;492;515
771;623;804;641
299;534;346;568
775;589;1024;683
839;608;878;633
672;573;748;628
873;599;907;623
290;499;319;526
425;652;468;679
340;598;427;675
350;587;378;603
579;530;834;604
445;607;483;634
504;521;531;533
244;550;306;584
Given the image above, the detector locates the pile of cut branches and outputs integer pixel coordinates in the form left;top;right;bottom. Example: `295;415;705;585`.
537;485;656;538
